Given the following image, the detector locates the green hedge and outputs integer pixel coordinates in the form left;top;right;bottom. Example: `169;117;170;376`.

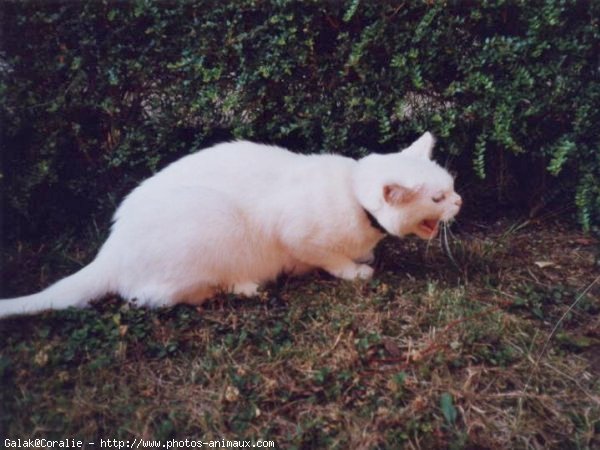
2;0;599;240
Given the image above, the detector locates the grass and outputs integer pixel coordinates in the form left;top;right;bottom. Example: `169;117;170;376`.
1;219;599;449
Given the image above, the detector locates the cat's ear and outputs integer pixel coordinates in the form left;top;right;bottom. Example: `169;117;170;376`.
400;132;435;159
383;184;421;205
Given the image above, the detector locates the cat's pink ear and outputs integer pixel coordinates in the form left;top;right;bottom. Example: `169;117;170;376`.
383;184;420;205
400;132;435;159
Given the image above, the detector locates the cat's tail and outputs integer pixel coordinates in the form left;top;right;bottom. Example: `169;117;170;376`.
0;259;113;319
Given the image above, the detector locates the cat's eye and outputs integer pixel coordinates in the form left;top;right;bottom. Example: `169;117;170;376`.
432;194;445;203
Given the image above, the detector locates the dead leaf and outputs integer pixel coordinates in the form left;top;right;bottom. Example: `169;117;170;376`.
382;337;401;357
534;261;555;268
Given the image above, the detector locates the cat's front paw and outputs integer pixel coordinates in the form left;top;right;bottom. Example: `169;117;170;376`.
330;263;374;281
355;264;374;280
232;282;260;297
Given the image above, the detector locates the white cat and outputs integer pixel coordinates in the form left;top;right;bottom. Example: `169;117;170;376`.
0;132;461;318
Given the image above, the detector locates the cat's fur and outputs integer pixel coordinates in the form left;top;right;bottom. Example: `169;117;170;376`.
0;132;461;318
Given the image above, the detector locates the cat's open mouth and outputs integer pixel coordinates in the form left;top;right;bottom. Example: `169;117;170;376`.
418;218;439;238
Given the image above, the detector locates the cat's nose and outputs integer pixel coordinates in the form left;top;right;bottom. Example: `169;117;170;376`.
454;195;462;207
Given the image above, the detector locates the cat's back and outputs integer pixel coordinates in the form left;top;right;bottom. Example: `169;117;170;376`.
114;142;302;218
114;141;354;224
163;141;302;179
135;140;351;197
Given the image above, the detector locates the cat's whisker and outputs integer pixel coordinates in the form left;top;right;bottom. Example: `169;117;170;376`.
442;222;447;249
425;232;434;257
445;220;459;241
442;222;461;270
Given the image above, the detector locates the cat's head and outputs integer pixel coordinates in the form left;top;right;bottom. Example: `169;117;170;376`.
354;132;462;239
